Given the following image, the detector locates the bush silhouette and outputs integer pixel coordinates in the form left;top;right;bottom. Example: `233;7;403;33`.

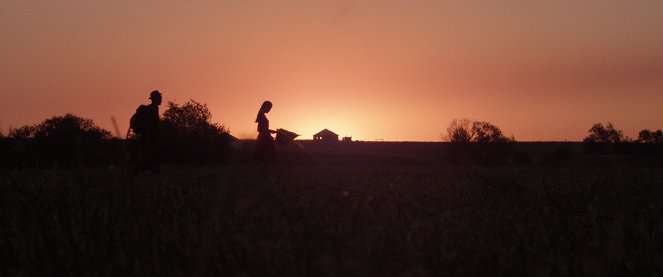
443;119;514;165
446;118;473;142
445;118;513;143
159;99;233;163
7;114;112;167
582;122;632;155
33;114;111;139
637;129;663;144
583;122;625;143
8;125;36;139
162;99;226;135
472;121;511;143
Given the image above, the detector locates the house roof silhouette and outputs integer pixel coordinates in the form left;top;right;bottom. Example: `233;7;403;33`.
313;129;338;138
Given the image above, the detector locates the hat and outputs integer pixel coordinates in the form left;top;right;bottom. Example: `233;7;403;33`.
149;90;162;99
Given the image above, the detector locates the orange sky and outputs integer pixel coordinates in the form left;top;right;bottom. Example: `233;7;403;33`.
1;0;662;141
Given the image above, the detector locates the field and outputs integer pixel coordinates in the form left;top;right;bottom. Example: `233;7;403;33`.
3;142;663;275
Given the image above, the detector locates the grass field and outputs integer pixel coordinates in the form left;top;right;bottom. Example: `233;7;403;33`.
3;143;663;275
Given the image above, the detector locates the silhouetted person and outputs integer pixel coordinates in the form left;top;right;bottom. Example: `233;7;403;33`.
254;101;276;160
131;90;162;173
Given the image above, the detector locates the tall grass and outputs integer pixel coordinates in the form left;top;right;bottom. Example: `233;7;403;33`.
2;164;663;275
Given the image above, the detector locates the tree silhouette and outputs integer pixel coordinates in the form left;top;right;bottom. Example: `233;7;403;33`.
160;99;233;163
162;99;227;136
637;129;663;143
33;114;111;139
652;130;663;143
472;121;510;142
446;118;512;142
638;129;653;143
583;122;625;143
9;114;110;140
9;126;36;139
446;118;473;142
7;114;112;166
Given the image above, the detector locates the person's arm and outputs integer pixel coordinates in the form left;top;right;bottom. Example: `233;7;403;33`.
258;123;271;134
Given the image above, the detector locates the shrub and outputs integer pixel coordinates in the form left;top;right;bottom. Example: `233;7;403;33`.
159;99;234;163
445;118;513;143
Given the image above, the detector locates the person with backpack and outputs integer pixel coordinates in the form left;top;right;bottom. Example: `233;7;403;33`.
130;90;162;173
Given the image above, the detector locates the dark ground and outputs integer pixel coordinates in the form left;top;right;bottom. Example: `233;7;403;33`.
2;141;663;276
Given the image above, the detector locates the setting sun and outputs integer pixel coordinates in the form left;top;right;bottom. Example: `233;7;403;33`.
4;1;663;275
1;1;662;141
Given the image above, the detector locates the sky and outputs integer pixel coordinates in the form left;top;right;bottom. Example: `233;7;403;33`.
1;0;662;141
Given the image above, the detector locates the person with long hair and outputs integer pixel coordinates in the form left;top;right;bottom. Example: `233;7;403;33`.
254;101;276;160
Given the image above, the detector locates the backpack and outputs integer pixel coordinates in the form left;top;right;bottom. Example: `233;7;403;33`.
130;105;149;134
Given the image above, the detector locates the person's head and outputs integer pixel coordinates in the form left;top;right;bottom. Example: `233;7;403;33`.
149;90;162;105
260;101;273;113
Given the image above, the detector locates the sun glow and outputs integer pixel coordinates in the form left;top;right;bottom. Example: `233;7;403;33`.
2;1;663;141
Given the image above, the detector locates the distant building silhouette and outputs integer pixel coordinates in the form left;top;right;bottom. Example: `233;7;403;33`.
314;129;338;142
342;136;352;142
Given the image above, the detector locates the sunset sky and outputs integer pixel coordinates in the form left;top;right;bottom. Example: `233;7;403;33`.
1;0;662;141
